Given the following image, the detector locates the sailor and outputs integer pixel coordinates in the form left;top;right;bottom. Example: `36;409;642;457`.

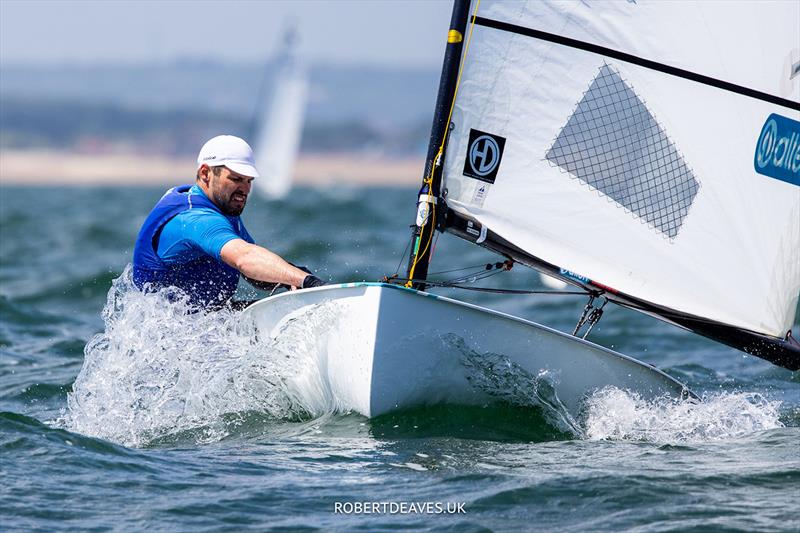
132;134;324;309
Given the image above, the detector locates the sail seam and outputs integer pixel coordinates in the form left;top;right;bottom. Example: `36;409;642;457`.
472;15;800;111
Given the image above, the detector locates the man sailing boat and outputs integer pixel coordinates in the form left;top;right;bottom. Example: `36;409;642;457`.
132;135;324;310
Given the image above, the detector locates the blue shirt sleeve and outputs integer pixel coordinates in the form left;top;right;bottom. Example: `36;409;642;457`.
157;208;250;263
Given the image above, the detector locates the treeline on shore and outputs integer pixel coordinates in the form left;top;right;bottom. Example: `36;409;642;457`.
0;97;430;156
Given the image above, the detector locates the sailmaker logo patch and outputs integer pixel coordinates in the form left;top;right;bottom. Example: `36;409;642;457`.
463;129;506;183
754;113;800;187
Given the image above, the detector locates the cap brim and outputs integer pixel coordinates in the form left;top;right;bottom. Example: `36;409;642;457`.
225;161;260;178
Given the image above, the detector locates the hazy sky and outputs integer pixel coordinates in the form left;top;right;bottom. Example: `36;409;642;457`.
0;0;454;67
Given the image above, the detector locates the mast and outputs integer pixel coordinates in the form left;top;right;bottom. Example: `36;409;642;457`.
405;0;471;291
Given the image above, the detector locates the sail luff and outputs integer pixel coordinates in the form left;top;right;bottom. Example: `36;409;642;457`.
405;0;472;290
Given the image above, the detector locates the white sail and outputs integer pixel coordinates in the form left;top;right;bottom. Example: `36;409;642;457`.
253;29;308;199
442;0;800;338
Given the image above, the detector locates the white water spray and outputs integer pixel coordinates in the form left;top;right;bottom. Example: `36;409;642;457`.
61;267;340;447
583;386;784;443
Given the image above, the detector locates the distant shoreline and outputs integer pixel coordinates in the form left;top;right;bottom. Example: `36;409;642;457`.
0;150;425;187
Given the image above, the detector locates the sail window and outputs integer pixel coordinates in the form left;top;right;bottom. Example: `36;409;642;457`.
545;64;700;239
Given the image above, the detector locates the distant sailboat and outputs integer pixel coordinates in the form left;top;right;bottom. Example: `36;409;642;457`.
252;28;308;199
539;272;567;290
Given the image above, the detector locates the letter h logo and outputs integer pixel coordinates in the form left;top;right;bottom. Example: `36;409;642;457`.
463;128;506;183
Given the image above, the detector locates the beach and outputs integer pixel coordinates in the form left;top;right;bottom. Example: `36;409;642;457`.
0;149;424;186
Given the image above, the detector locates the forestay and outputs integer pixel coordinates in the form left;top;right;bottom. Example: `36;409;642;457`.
442;0;800;339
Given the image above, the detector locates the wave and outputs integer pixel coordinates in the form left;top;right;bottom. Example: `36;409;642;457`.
2;411;134;458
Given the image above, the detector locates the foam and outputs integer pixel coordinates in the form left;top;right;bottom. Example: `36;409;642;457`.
60;267;334;447
582;386;784;443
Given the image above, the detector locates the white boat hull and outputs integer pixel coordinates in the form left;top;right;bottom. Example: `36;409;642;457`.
243;283;690;419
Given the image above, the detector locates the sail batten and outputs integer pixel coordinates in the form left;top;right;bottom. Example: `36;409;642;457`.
439;0;800;355
471;15;800;111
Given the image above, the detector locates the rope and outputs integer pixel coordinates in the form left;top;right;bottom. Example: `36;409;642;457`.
429;230;441;263
428;262;489;275
382;275;588;297
390;230;413;279
406;0;482;287
406;200;436;287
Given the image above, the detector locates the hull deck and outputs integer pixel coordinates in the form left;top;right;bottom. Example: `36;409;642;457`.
243;283;692;418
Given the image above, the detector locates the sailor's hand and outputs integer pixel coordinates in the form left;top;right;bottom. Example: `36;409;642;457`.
302;274;325;289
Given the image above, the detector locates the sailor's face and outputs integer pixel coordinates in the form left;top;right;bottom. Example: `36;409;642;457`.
209;167;254;216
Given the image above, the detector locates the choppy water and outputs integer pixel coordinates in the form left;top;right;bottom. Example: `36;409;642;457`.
1;185;798;531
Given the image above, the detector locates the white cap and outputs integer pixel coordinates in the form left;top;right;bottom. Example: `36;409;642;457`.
196;135;260;178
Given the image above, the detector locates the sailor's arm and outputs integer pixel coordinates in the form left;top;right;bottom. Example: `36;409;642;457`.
220;239;310;289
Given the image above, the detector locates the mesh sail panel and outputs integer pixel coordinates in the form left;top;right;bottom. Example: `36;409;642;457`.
545;64;700;239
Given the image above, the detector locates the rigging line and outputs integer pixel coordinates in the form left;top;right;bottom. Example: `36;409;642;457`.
406;0;482;286
572;295;596;336
391;231;413;278
430;230;441;262
581;297;608;339
442;284;588;296
441;262;512;284
472;15;800;111
428;263;492;275
388;276;589;296
406;201;436;286
405;192;432;286
397;260;510;287
434;0;482;168
446;263;502;278
446;266;506;284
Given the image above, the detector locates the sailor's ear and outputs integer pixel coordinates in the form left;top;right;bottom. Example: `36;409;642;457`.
197;164;212;184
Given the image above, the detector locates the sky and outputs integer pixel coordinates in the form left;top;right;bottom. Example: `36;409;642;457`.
0;0;454;67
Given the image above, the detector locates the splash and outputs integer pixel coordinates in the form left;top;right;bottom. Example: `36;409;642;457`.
59;267;342;447
453;334;583;436
583;386;784;443
59;268;786;447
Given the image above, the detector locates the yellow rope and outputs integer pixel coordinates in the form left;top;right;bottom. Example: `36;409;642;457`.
406;0;481;288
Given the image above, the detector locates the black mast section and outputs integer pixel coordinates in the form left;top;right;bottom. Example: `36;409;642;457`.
405;0;471;291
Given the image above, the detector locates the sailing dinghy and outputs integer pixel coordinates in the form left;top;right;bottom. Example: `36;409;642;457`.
244;0;800;419
252;27;307;200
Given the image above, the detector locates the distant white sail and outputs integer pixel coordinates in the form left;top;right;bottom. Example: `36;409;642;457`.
442;0;800;338
539;273;567;290
253;29;308;199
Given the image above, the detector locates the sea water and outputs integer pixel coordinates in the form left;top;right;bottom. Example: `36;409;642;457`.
1;186;798;531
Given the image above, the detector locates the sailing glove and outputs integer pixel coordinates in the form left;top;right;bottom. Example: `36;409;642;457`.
302;275;325;289
292;264;313;275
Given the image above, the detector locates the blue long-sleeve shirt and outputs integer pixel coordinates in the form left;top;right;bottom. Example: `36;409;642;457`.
156;185;254;263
